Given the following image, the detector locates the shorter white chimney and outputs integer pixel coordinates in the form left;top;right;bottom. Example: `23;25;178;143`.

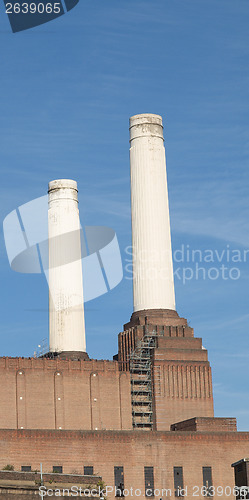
48;179;86;354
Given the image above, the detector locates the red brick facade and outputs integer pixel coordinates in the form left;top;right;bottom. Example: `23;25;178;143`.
0;308;248;499
0;357;132;430
0;429;248;499
119;309;214;430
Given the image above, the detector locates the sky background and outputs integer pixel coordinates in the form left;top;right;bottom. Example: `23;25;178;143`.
0;0;248;430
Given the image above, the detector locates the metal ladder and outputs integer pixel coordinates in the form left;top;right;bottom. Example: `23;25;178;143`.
129;329;158;430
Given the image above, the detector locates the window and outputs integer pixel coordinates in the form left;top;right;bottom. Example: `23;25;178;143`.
174;467;184;497
84;466;94;475
53;466;63;474
114;466;124;497
233;461;249;499
144;466;154;497
202;467;213;497
21;466;31;472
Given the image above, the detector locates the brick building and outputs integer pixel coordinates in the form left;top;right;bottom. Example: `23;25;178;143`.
0;308;248;499
0;114;248;498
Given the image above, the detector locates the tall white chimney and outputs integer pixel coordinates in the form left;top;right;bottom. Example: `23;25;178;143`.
129;114;175;313
48;179;86;354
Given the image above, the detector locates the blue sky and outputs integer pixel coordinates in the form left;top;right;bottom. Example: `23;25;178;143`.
0;0;249;430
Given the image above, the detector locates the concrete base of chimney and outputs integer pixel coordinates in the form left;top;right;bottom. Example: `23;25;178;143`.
42;351;90;361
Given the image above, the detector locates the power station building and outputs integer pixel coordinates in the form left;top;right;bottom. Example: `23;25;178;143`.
0;114;248;499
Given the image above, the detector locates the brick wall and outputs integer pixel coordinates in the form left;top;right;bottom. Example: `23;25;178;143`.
118;309;214;430
0;429;248;499
0;308;215;434
171;417;237;432
152;348;214;430
0;358;132;431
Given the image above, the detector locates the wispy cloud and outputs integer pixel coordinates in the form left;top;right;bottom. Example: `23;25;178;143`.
170;174;249;246
194;314;249;331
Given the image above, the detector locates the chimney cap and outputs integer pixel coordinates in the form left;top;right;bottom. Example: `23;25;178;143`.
129;114;164;141
48;179;78;193
130;113;163;127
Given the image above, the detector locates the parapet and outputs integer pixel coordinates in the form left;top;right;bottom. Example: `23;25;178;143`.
171;417;237;432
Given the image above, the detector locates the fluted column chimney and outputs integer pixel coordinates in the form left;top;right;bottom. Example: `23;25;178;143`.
48;179;86;356
129;114;175;313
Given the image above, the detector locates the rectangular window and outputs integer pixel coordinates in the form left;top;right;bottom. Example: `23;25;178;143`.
21;466;31;472
114;466;124;497
202;467;213;497
84;466;94;475
144;466;154;497
53;466;63;474
174;467;184;497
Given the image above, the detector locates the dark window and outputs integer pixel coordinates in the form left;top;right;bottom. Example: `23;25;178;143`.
53;466;63;474
144;466;154;497
21;466;31;472
202;467;213;497
84;466;94;476
233;461;249;499
114;466;124;497
174;467;184;497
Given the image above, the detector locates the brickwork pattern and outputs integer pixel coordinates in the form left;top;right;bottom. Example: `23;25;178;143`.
0;430;249;499
118;309;214;430
0;358;132;431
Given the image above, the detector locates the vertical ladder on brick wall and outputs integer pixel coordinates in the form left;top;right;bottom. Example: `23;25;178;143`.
129;329;158;430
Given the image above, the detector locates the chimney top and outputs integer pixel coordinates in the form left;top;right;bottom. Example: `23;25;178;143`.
48;179;78;193
129;113;164;141
130;113;162;126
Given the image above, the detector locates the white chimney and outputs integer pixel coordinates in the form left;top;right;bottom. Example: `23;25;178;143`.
48;179;86;354
129;114;175;312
